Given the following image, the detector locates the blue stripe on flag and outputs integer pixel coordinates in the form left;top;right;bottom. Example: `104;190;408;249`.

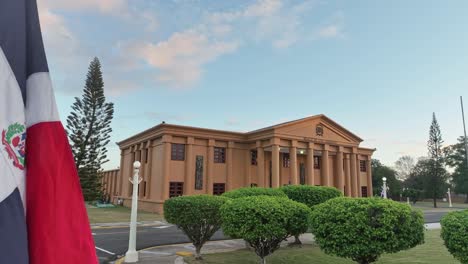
0;0;49;103
0;188;28;264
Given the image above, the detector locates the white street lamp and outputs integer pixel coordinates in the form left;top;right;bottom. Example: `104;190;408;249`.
382;177;387;199
448;188;453;208
125;161;142;263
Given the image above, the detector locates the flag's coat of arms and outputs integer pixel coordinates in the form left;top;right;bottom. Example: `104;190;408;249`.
2;123;26;170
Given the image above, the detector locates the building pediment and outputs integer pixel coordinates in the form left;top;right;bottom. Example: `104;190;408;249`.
266;115;363;144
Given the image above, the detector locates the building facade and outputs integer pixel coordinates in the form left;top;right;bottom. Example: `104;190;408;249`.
104;115;376;213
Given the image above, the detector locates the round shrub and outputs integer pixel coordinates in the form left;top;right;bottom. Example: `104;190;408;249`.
441;210;468;264
280;185;342;209
221;195;309;264
280;185;341;244
310;197;425;264
222;187;287;199
164;195;227;259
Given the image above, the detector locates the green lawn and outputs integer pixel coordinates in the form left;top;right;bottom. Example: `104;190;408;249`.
186;230;459;264
410;201;468;210
86;206;163;224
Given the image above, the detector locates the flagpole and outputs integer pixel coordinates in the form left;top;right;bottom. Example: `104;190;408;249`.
461;96;468;168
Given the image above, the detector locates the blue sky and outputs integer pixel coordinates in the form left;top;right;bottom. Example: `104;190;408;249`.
37;0;468;169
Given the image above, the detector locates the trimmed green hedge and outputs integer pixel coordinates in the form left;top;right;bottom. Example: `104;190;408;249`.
221;195;310;263
164;195;228;259
441;210;468;264
280;185;342;209
310;197;425;264
222;187;287;199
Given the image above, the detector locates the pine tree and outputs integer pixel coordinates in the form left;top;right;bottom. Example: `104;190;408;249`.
444;136;468;202
66;57;114;201
426;113;448;208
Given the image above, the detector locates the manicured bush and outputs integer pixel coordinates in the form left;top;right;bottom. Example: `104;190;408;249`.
221;195;309;264
310;197;425;264
441;210;468;264
280;185;342;208
164;195;227;259
280;185;341;244
222;187;287;199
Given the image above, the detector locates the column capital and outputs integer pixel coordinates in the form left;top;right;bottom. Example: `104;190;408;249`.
145;140;151;149
351;147;358;154
291;140;298;148
367;155;372;161
323;143;330;151
271;137;281;146
228;141;235;148
208;139;215;146
187;136;195;145
162;134;172;143
338;146;344;152
307;142;315;149
256;140;263;148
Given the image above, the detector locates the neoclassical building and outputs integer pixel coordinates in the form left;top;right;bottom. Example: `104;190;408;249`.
102;115;375;213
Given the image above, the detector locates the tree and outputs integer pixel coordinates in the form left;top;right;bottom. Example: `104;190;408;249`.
221;196;308;264
444;136;468;202
441;210;468;263
426;113;449;208
371;159;402;199
310;197;425;264
404;157;448;204
164;195;227;260
394;155;415;181
66;57;114;201
279;185;341;244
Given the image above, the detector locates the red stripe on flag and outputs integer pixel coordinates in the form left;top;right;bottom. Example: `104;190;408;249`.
26;121;97;264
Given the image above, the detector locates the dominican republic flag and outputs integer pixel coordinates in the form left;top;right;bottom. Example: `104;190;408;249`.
0;1;98;263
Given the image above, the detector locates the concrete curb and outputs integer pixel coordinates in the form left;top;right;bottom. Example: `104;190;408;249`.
91;221;168;229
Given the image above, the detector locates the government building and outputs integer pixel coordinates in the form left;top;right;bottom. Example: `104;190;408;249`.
102;115;375;213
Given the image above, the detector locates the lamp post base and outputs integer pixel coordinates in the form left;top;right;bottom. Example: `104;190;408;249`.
125;250;139;263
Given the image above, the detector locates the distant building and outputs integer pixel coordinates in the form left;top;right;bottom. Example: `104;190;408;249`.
102;115;376;213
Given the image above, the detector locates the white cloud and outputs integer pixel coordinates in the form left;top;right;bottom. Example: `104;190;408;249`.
124;30;239;88
318;25;341;38
120;0;321;88
39;0;129;16
37;0;344;94
244;0;283;17
315;11;345;39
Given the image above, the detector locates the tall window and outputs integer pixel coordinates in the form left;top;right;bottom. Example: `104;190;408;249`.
169;182;184;198
360;160;367;172
299;163;306;185
251;150;258;165
195;155;204;190
361;186;368;197
314;156;321;169
171;144;185;161
282;153;290;168
213;183;226;195
214;147;226;163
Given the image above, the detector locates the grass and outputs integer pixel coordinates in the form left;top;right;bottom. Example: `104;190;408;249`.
86;205;163;224
186;230;459;264
410;201;468;209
